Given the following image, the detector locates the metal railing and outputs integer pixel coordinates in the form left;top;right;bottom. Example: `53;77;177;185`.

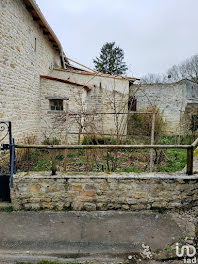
15;138;198;175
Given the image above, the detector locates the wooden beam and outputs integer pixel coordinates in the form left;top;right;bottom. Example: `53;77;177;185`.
187;146;194;175
150;113;156;172
68;112;153;116
15;144;192;150
192;138;198;149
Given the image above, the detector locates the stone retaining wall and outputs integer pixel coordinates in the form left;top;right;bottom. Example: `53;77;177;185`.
11;172;198;211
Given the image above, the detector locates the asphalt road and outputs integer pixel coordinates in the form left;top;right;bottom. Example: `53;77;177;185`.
0;211;187;263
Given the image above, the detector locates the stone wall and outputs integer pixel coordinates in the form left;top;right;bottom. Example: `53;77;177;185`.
129;82;186;135
52;69;129;94
0;0;130;144
85;86;128;138
185;79;198;101
40;77;88;144
40;72;129;144
11;172;198;211
0;0;61;142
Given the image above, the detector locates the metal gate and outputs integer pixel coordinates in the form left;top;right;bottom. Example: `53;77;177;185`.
0;121;15;201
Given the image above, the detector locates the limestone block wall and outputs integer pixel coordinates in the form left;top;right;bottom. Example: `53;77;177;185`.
0;0;61;142
11;172;198;211
49;70;129;140
40;78;88;144
129;83;186;134
185;79;198;101
85;86;128;137
51;69;129;94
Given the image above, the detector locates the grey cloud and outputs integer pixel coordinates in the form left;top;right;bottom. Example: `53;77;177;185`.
36;0;198;77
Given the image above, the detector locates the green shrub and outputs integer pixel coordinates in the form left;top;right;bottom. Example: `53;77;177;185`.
124;167;141;173
128;106;164;140
42;137;61;145
82;136;118;145
158;149;186;172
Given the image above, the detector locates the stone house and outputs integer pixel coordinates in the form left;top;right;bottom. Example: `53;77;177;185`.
40;69;134;143
0;0;137;144
128;79;198;135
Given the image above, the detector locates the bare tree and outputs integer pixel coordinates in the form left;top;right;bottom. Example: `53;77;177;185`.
167;54;198;83
140;73;167;84
140;54;198;84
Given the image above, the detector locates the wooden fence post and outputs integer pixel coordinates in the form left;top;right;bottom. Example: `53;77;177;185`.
150;113;155;172
63;103;69;171
187;146;193;175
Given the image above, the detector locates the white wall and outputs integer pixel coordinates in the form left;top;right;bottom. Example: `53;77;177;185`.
40;78;88;144
130;82;186;134
52;69;129;94
40;73;129;143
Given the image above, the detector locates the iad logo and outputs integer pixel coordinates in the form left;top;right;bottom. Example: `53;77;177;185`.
176;243;197;263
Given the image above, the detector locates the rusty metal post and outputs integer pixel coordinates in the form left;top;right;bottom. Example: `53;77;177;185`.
187;146;193;175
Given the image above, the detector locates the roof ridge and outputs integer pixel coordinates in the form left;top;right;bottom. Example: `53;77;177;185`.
54;68;139;81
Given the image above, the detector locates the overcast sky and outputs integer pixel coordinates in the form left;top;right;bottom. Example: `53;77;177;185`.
36;0;198;78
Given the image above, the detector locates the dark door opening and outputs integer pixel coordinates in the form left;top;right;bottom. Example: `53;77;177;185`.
0;176;11;202
0;121;15;202
128;96;137;111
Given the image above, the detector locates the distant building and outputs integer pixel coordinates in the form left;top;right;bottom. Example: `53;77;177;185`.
128;79;198;135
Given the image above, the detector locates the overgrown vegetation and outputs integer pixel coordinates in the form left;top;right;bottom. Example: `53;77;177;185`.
4;206;13;213
16;135;191;174
128;106;164;141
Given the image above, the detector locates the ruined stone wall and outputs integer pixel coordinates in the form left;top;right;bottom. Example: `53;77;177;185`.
185;79;198;101
0;0;61;142
129;83;186;135
182;80;198;132
11;172;198;211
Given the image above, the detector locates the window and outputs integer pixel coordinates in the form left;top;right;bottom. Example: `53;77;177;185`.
49;99;63;111
128;96;137;111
